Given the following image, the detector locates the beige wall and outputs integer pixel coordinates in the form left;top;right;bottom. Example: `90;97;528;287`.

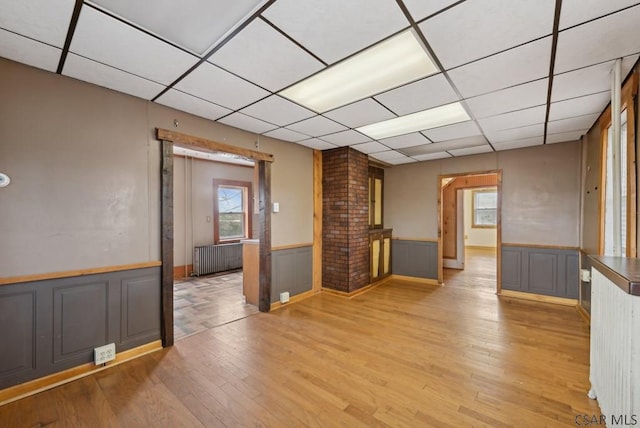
0;58;313;277
463;189;497;248
386;142;582;247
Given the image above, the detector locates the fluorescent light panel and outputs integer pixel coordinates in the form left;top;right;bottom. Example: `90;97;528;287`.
357;102;470;140
279;30;438;113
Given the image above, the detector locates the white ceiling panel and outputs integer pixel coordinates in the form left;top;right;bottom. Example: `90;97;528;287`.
324;99;396;128
559;0;640;30
370;150;412;162
448;144;494;156
287;115;347;137
387;157;418;165
547;130;587;144
70;7;198;85
485;123;545;144
374;74;459;115
478;105;547;132
402;135;487;155
465;79;549;119
421;120;481;142
175;61;269;110
263;0;408;64
0;30;61;72
89;0;266;54
412;152;452;161
555;6;640;73
208;18;324;92
420;0;555;70
379;133;432;149
548;91;610;121
402;0;461;22
297;138;338;150
552;55;638;102
448;37;552;98
64;53;165;100
547;113;600;134
351;141;388;154
218;112;278;134
319;130;370;146
493;137;544;151
155;89;232;121
0;0;75;48
263;127;309;142
240;95;315;126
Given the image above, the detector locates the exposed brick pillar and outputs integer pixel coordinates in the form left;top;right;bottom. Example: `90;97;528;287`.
322;147;369;293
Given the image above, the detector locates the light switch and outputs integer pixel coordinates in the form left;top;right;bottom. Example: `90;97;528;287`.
273;202;280;213
206;216;212;223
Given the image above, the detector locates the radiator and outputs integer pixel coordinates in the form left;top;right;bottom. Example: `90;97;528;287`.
193;243;243;276
589;268;639;418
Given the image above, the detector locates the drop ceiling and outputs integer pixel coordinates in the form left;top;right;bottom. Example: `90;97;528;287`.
1;0;639;164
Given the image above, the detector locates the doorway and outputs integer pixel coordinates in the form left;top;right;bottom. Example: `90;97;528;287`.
438;171;502;292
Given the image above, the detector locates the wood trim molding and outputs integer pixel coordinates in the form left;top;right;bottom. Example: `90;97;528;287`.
173;264;193;280
501;243;580;251
0;261;163;286
391;275;440;286
391;237;438;242
160;140;174;347
0;340;162;407
269;289;318;310
498;290;578;307
313;150;322;293
258;160;272;313
271;243;313;251
157;129;274;163
322;278;390;299
576;304;591;325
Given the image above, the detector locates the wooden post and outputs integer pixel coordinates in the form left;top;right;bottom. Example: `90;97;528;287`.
161;140;174;347
258;160;271;312
313;150;322;292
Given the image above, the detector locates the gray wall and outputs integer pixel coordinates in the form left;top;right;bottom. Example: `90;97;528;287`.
392;240;438;280
271;246;312;303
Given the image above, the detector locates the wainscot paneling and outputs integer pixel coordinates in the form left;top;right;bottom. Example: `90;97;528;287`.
271;246;312;303
0;266;160;390
501;246;578;299
391;240;438;280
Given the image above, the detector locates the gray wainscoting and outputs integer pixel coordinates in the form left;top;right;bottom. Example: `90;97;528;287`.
392;240;438;280
0;266;160;390
271;246;312;303
501;246;579;299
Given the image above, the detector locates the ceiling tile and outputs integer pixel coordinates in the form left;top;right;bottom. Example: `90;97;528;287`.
447;37;552;98
485;123;545;144
324;99;396;128
555;6;640;73
218;112;278;134
387;157;419;165
465;79;549;119
0;30;61;72
547;113;600;134
402;0;461;22
0;0;75;48
552;55;638;102
155;89;232;121
449;144;494;156
208;18;324;92
401;135;487;155
263;127;309;142
319;130;370;146
63;53;165;100
369;150;409;161
240;95;315;126
422;120;481;142
379;133;432;149
478;105;547;132
287;115;347;137
296;138;338;150
70;7;198;85
493;137;544;151
412;152;452;161
263;0;408;64
374;74;459;115
547;130;587;144
548;91;610;121
420;0;555;69
89;0;266;54
175;61;269;110
559;0;640;30
350;141;388;154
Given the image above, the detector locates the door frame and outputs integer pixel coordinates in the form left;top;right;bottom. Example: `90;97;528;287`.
437;170;502;292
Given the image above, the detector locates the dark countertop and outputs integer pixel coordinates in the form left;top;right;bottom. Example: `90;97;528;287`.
589;255;640;296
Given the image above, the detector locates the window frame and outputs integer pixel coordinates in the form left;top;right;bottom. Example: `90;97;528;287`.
213;179;253;244
471;188;498;229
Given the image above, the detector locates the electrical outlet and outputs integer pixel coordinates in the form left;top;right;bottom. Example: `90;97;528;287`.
280;291;290;304
94;343;116;365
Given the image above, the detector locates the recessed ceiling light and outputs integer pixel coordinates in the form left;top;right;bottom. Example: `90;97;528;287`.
279;29;439;113
357;102;471;140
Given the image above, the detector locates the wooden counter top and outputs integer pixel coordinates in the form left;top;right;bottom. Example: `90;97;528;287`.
589;255;640;296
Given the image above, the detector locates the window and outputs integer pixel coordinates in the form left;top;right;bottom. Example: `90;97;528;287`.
213;179;252;243
472;189;497;228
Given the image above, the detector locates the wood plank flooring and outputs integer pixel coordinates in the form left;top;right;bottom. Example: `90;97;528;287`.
0;259;599;427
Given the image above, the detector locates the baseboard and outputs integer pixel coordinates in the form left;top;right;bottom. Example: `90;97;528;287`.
270;289;318;310
173;264;192;280
576;304;591;325
391;275;441;286
464;245;497;250
0;340;163;407
322;277;392;299
498;290;578;307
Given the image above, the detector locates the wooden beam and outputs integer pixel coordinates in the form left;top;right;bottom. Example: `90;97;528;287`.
313;150;322;293
161;140;174;347
258;161;272;312
156;129;274;163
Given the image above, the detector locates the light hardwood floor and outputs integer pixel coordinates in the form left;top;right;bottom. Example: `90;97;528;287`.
0;259;598;427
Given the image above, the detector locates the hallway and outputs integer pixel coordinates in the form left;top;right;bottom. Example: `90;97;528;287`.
444;247;497;291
